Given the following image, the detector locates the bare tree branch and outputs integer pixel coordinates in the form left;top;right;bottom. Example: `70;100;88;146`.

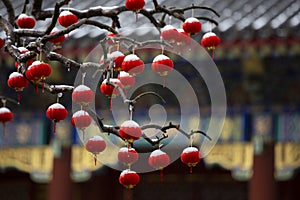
1;0;15;25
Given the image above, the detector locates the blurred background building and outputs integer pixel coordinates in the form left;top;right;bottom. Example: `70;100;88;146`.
0;0;300;199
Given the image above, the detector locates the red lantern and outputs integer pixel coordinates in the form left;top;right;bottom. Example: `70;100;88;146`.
15;47;34;68
201;32;221;50
26;61;52;93
119;169;140;189
16;13;36;29
110;51;125;72
118;147;138;166
118;71;135;89
85;135;106;165
119;120;142;143
0;107;13;135
181;147;201;173
72;85;94;106
46;103;68;133
161;25;178;44
100;78;123;98
148;149;170;181
58;10;78;27
71;110;92;139
49;27;65;45
152;54;174;76
125;0;145;12
7;72;29;103
175;29;191;47
182;17;202;35
121;54;144;76
106;32;121;46
0;38;4;49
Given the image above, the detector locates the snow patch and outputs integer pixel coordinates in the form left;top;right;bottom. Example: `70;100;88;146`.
121;120;140;128
162;25;176;31
203;32;216;38
153;54;170;62
59;10;74;17
121;169;137;175
72;110;89;117
0;107;12;114
48;103;66;109
185;17;200;23
150;149;167;157
9;72;23;78
182;147;199;153
74;85;92;92
89;135;104;141
123;54;140;62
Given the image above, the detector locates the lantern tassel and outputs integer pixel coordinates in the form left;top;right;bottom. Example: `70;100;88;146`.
53;121;56;134
190;166;193;173
81;129;85;140
94;154;97;166
110;98;112;110
42;81;45;93
162;76;166;88
35;84;38;94
126;188;131;200
17;91;21;104
2;123;6;135
211;50;215;60
160;169;164;182
135;12;138;22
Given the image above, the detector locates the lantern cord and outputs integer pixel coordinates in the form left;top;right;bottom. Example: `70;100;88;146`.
110;98;112;110
42;81;45;93
126;188;131;200
211;50;214;60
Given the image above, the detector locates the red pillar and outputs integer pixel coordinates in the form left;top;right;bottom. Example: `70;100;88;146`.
249;142;277;200
48;146;72;200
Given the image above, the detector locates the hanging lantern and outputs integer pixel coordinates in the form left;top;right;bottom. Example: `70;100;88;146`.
26;61;52;93
175;29;191;47
58;10;78;27
46;103;68;134
119;120;142;143
72;85;94;106
125;0;145;12
181;147;201;173
16;13;36;29
118;147;139;166
100;78;123;98
15;47;34;68
117;71;135;89
182;17;202;35
121;54;144;76
49;27;66;45
7;72;29;103
119;169;140;189
152;54;174;76
201;32;220;59
148;149;170;181
85;135;106;166
0;38;4;49
71;110;92;139
0;107;13;135
125;0;145;21
109;51;125;72
161;25;178;45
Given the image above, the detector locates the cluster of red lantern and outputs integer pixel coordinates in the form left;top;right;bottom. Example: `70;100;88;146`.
16;13;36;29
85;135;106;166
71;84;94;139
